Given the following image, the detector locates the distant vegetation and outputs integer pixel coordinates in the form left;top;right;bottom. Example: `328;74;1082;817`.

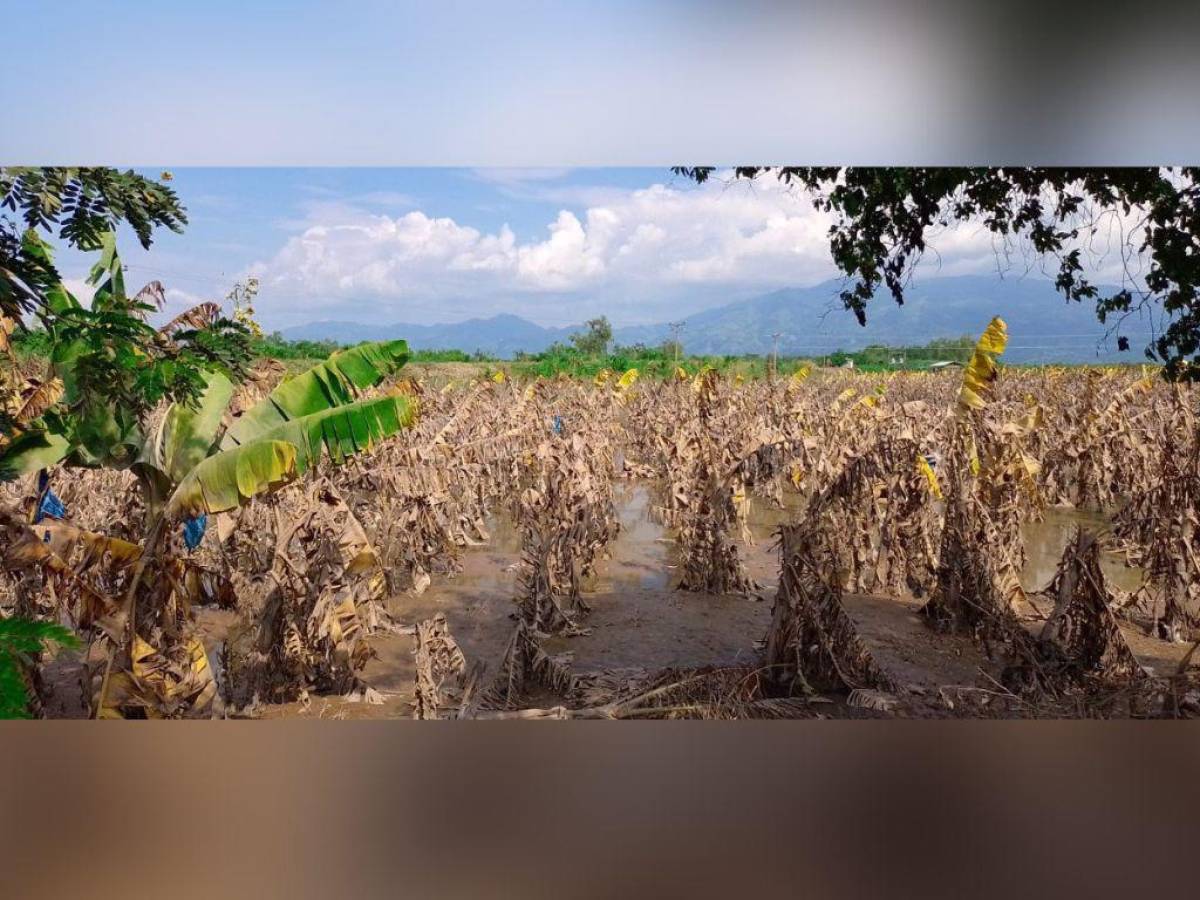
252;332;342;360
511;342;795;379
12;329;491;367
5;326;1005;379
252;333;490;364
828;336;975;371
509;330;982;378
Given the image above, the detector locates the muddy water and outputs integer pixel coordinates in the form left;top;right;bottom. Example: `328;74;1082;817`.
404;486;1143;669
395;480;777;685
1020;506;1143;592
262;485;1151;717
586;484;672;592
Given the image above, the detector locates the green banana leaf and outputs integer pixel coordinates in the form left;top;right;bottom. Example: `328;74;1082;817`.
167;439;298;517
141;370;235;486
220;340;409;450
0;429;71;481
169;394;415;516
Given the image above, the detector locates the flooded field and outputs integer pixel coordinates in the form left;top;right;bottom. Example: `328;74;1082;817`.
10;360;1198;720
233;482;1179;720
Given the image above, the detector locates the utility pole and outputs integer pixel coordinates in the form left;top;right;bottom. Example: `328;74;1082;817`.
668;321;686;366
770;331;782;382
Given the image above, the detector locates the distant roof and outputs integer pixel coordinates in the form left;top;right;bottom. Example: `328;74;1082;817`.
927;360;964;369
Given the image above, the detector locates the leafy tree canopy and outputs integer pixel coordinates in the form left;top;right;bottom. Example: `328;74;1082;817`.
673;167;1200;379
0;168;253;475
1;167;187;321
570;316;613;356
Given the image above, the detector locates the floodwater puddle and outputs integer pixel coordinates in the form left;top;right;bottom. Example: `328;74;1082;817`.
1021;506;1143;593
263;487;1154;717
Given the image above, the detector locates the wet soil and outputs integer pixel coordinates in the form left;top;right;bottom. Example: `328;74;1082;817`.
229;483;1187;719
251;482;779;719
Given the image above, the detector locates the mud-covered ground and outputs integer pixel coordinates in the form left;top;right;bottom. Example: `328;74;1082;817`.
136;484;1186;720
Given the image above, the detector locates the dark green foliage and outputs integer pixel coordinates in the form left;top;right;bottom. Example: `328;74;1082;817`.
8;326;52;359
673;167;1200;379
569;316;613;356
254;332;343;361
0;616;80;719
23;236;251;470
0;168;253;479
1;167;186;321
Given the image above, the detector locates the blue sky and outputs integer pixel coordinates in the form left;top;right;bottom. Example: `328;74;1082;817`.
44;165;1153;334
5;5;1189;335
49;165;848;330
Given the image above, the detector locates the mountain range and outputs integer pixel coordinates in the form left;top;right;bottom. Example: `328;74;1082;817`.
280;275;1155;364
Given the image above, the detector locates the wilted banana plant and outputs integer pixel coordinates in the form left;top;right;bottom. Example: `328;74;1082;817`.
1029;529;1143;685
764;520;893;696
511;431;619;633
922;318;1038;638
653;371;757;595
1113;404;1200;641
220;480;395;708
4;329;415;717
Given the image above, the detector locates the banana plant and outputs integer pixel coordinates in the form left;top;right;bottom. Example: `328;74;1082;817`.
2;236;418;520
136;338;416;519
2;235;416;716
11;339;415;719
0;231;254;483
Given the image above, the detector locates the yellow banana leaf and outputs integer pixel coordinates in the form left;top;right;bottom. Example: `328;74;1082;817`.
790;364;812;385
916;454;943;500
957;317;1008;414
616;368;639;392
169;439;298;516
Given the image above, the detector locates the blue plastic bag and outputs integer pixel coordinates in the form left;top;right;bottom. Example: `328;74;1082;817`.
34;471;66;524
183;514;208;551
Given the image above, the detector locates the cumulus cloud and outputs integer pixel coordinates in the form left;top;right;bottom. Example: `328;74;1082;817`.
249;173;1132;327
248;175;856;324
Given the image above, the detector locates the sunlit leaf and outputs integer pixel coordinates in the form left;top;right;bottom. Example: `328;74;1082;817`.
221;339;410;449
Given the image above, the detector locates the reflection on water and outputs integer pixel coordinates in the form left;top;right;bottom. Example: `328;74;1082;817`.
747;491;806;543
415;482;674;608
1021;506;1143;593
417;481;1145;610
589;483;672;592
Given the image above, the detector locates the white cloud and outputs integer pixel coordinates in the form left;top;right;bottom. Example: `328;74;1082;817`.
248;174;856;324
468;168;574;187
248;173;1145;327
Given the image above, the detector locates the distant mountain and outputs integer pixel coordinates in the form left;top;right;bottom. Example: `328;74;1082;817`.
282;313;577;358
281;276;1153;364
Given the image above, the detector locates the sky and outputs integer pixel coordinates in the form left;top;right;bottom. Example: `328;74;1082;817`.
7;6;1191;337
7;3;1196;168
47;166;1154;335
